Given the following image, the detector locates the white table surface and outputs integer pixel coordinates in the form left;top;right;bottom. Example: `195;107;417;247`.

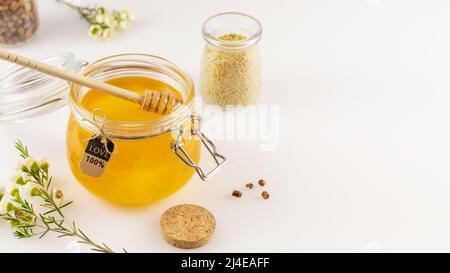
2;0;450;253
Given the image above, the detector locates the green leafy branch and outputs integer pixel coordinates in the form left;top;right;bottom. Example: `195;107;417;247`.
0;140;125;253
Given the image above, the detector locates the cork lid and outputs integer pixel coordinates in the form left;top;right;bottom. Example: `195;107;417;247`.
0;52;86;123
160;204;216;249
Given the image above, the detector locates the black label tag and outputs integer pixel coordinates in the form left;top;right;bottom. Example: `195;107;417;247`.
80;136;115;177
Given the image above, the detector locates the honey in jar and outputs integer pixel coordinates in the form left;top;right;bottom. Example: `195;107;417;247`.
66;54;225;206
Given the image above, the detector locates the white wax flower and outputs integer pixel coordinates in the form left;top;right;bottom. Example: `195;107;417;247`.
103;14;113;26
20;183;41;198
0;194;14;214
102;29;112;39
24;157;36;169
10;185;19;195
16;162;25;172
95;14;104;24
119;21;128;30
10;174;20;184
89;25;102;37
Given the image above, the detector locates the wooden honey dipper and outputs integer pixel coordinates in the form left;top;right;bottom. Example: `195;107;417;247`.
0;49;182;113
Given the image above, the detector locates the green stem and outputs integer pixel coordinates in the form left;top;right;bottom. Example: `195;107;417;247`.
8;139;123;253
55;0;97;22
35;222;115;253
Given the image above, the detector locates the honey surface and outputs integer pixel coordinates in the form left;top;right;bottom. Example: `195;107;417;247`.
81;76;180;122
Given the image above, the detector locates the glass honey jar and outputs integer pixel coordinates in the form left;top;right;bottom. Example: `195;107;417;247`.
66;54;226;206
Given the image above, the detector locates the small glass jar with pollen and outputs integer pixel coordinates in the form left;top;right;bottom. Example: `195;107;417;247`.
200;12;262;107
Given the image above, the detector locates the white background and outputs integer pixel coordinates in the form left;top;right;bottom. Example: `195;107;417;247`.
1;0;450;252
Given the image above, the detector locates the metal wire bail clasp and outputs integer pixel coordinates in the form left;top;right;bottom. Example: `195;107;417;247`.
171;114;226;181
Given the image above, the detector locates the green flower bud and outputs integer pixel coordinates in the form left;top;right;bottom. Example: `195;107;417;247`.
97;7;106;15
30;187;41;197
10;188;19;198
20;164;28;172
10;219;21;228
7;202;18;212
30;161;39;172
39;159;49;172
16;176;26;185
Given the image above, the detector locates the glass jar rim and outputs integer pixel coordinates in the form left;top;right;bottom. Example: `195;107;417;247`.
69;53;195;139
202;12;263;49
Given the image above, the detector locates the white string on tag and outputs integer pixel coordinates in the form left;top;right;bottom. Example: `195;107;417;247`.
81;108;117;154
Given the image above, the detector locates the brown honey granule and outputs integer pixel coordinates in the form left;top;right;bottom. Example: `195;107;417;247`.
258;179;266;187
232;190;242;198
245;183;254;189
261;191;270;200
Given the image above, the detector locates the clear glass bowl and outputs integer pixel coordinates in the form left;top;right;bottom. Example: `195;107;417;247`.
0;52;85;123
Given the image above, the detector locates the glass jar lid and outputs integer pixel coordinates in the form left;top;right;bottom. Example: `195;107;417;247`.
0;52;86;123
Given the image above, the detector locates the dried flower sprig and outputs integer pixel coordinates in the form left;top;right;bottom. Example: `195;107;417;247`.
56;0;134;40
0;140;125;253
